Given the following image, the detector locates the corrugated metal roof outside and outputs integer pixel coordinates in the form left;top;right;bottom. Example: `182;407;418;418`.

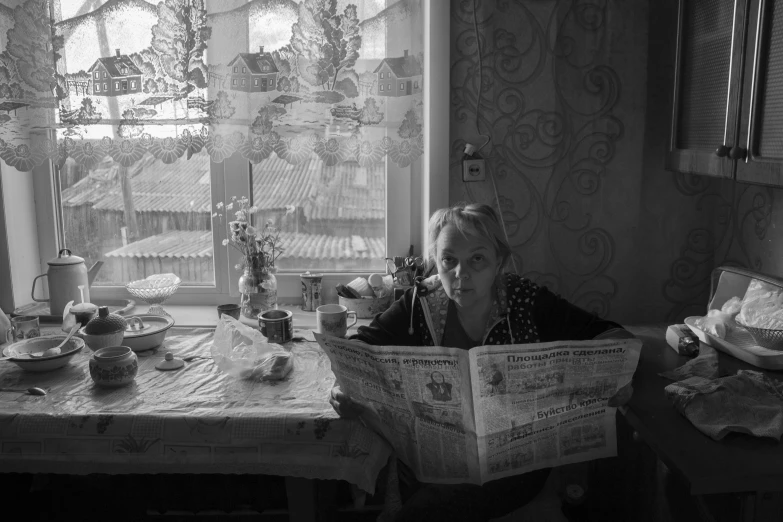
62;154;385;221
104;230;385;262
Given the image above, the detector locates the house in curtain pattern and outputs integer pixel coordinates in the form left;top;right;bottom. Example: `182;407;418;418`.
373;50;422;97
227;46;279;93
88;49;143;97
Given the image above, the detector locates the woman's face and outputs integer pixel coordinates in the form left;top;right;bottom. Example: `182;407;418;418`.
435;224;502;309
432;372;444;383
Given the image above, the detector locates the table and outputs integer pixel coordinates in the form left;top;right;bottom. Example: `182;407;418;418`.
0;326;391;521
624;325;783;521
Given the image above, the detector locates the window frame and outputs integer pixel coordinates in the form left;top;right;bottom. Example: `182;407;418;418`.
21;1;449;309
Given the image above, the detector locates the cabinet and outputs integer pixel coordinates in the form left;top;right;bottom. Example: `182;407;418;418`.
667;0;783;186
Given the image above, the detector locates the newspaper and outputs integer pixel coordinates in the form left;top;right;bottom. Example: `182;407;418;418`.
315;333;642;485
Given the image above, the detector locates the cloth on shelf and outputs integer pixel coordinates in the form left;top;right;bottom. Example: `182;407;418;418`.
658;343;719;382
664;370;783;441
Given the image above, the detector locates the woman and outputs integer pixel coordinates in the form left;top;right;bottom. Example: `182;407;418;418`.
425;371;453;402
330;203;633;521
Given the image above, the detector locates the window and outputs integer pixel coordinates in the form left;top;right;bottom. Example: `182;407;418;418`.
415;81;419;88
380;84;384;91
95;84;100;92
380;72;384;79
103;83;107;90
103;72;106;79
242;79;245;86
115;82;119;89
94;71;99;79
400;83;405;90
269;79;274;87
122;81;127;90
233;66;238;73
52;151;222;301
21;1;448;308
242;67;246;73
131;81;136;89
254;79;259;86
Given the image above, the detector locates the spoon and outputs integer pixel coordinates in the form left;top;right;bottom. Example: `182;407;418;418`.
0;387;47;396
28;323;79;359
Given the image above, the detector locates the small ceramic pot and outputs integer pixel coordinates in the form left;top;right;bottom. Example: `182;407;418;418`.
89;346;138;388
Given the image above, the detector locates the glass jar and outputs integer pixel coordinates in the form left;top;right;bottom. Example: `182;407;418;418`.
239;266;277;320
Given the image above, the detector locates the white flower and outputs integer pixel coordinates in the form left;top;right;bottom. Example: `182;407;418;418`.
246;226;257;235
226;203;234;210
235;210;243;220
249;206;258;213
212;212;218;218
222;239;229;246
285;205;296;215
216;202;224;209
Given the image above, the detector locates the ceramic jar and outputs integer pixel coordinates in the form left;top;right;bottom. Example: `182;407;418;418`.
89;346;138;387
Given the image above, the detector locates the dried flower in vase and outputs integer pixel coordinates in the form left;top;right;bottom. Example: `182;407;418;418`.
212;196;285;273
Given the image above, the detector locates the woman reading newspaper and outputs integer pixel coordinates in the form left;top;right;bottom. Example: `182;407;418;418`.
330;203;634;522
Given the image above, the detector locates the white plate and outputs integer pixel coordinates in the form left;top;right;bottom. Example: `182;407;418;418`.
684;316;783;370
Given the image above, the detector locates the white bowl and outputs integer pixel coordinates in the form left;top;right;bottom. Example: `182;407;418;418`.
2;336;85;372
122;315;175;352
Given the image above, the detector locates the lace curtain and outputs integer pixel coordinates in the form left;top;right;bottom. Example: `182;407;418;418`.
0;0;424;171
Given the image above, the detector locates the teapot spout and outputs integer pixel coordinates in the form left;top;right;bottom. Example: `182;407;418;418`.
87;260;104;286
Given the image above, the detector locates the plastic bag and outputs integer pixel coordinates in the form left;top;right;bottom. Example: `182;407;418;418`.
210;314;293;381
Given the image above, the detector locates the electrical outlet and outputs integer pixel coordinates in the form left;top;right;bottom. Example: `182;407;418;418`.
463;159;486;182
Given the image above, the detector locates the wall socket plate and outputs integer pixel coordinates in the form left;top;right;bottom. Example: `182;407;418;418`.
462;159;486;182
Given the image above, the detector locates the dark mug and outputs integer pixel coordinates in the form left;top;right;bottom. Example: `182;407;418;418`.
258;309;293;343
217;304;241;320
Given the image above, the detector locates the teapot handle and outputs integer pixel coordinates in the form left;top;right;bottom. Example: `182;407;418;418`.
31;274;49;303
58;248;72;258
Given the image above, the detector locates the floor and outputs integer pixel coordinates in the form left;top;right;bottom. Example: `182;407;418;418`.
2;418;749;522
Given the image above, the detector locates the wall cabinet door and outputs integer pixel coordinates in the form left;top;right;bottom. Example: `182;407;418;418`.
737;0;783;185
667;0;748;179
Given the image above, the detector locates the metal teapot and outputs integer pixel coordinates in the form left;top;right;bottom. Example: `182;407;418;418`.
31;248;104;317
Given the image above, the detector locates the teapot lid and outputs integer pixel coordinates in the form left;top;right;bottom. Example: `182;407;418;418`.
48;248;84;266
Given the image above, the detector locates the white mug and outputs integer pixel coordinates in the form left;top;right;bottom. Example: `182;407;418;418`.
316;304;357;338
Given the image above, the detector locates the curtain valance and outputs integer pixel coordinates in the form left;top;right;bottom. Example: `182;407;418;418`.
0;0;424;171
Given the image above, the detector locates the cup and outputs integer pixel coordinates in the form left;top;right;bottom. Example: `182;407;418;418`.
259;309;294;343
217;304;241;320
5;316;40;343
316;304;357;338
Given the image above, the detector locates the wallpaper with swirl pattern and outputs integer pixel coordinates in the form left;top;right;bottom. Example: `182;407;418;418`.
447;0;759;324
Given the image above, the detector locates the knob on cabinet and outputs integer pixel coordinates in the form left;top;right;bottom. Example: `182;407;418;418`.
715;145;730;157
729;146;747;160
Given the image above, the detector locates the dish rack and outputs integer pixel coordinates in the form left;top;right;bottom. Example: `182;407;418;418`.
685;266;783;370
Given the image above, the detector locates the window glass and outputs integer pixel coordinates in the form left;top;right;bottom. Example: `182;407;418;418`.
250;159;385;272
60;151;215;286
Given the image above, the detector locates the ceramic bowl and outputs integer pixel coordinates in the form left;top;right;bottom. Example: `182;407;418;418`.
2;336;85;372
89;345;138;388
79;327;125;352
122;315;175;352
338;295;393;319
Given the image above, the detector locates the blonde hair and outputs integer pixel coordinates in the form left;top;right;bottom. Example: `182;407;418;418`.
427;203;512;270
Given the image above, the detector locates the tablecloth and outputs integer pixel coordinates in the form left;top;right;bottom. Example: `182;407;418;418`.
0;327;391;493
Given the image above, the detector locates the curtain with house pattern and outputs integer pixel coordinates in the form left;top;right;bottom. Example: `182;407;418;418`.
0;0;424;171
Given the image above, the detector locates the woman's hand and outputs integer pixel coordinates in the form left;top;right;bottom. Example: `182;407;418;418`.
607;381;633;407
329;386;366;419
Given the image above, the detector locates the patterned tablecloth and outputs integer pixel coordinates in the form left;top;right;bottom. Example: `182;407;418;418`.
0;327;391;494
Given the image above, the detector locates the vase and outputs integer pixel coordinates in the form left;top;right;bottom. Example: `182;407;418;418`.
239;267;278;320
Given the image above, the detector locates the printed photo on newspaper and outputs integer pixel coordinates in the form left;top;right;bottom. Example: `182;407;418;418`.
315;333;642;485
